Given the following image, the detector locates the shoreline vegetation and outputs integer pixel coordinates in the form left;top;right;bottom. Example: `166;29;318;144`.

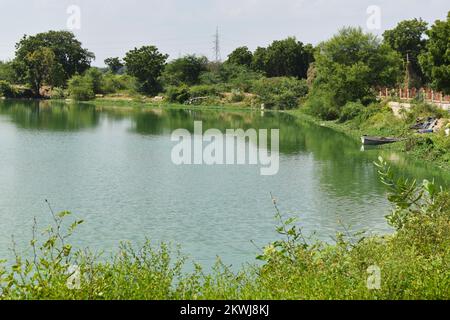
1;15;449;171
0;158;449;299
0;11;449;300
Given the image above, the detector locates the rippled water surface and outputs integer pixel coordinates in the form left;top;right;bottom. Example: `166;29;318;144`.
0;100;448;268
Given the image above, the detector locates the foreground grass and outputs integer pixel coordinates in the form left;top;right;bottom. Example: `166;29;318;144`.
0;158;449;300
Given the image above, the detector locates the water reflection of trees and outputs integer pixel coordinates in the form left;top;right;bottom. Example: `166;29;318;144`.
122;108;449;186
0;101;446;187
129;109;318;155
0;100;100;131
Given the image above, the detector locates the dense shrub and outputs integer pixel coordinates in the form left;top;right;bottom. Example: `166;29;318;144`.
102;74;138;94
229;89;245;102
50;87;66;99
198;64;263;91
189;84;219;98
0;80;16;98
66;69;139;100
198;71;222;85
162;55;208;86
406;134;450;167
84;68;103;94
406;102;447;122
0;61;16;83
303;89;338;119
165;84;220;104
338;101;365;122
219;63;263;91
67;75;95;101
165;85;191;103
251;77;308;109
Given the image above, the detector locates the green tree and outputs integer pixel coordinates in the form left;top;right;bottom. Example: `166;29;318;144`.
383;18;429;87
162;55;208;86
104;57;124;74
13;31;94;84
252;47;268;72
84;68;104;94
23;47;65;94
419;12;450;94
124;45;168;94
252;77;308;109
252;37;314;79
0;61;16;83
0;80;16;97
227;46;253;67
68;74;95;101
310;27;402;119
218;63;262;88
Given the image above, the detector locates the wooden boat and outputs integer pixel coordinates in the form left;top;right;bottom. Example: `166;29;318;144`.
361;135;402;146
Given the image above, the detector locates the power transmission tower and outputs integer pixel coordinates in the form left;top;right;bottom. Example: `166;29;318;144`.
213;26;221;62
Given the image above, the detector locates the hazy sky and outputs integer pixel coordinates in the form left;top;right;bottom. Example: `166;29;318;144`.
0;0;448;66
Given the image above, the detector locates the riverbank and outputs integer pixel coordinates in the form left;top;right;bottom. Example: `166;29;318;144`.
79;96;255;112
288;101;450;172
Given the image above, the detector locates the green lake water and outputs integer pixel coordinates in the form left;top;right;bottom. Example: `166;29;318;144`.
0;100;448;268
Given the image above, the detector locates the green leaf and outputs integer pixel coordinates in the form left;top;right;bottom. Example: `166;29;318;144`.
57;211;72;218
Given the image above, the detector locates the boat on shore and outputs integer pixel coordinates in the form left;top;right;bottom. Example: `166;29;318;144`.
361;135;402;146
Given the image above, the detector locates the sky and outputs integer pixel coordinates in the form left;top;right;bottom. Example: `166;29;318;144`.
0;0;448;66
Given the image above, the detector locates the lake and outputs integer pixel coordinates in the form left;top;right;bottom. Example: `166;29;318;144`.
0;100;448;269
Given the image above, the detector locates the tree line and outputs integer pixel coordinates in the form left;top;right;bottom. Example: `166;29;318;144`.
0;12;449;119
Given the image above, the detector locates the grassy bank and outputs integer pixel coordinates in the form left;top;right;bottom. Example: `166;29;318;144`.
289;101;450;171
0;158;449;300
78;96;256;112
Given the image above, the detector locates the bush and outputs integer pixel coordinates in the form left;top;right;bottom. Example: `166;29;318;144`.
50;87;66;99
406;134;450;167
251;77;308;109
84;68;103;94
0;80;16;98
165;85;191;103
275;90;302;109
189;84;219;98
165;83;220;104
406;102;447;122
303;89;339;119
162;55;208;86
67;69;139;97
68;75;95;101
230;89;245;102
221;64;263;91
197;64;263;92
0;61;16;83
102;74;138;94
198;71;222;85
339;101;365;122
